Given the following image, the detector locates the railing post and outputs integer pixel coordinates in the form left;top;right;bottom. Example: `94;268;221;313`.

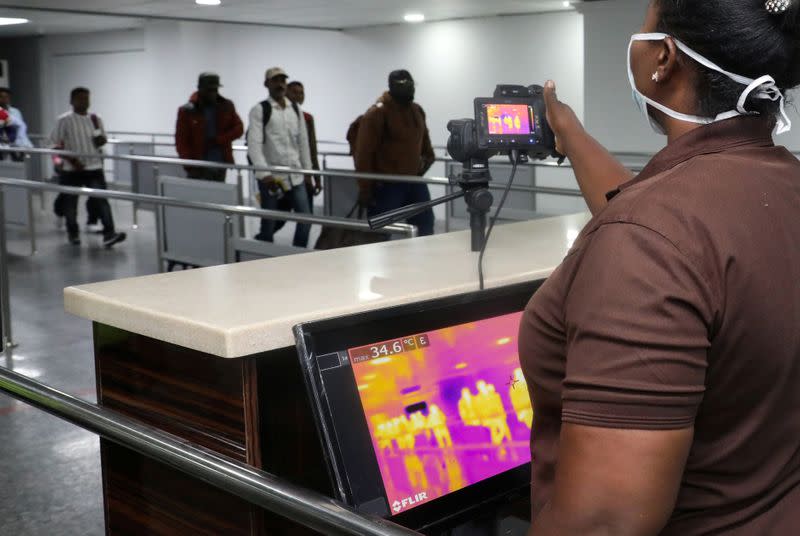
223;214;233;264
322;155;332;216
27;185;36;255
445;161;454;233
142;161;161;234
131;147;140;229
236;169;245;238
155;181;165;273
0;188;16;350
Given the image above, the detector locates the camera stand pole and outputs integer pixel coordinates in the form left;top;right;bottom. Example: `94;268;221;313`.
460;161;494;252
367;160;493;253
366;190;466;230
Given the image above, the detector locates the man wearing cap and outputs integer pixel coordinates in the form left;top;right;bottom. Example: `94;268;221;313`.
175;72;244;181
354;69;436;236
247;67;313;247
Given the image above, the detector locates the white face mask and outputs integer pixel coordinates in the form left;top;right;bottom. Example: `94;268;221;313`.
627;32;792;136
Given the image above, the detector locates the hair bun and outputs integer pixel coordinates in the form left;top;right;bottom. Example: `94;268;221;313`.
766;0;791;15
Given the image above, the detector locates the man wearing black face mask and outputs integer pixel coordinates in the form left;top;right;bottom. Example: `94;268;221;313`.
354;69;436;236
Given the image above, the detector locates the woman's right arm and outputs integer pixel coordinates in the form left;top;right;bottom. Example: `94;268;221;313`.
543;80;633;215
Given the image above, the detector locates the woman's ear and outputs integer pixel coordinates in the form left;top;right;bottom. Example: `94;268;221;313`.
654;36;679;84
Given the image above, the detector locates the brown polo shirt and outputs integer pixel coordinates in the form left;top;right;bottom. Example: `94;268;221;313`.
519;116;800;534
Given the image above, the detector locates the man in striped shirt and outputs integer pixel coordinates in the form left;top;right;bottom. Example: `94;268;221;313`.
50;87;125;247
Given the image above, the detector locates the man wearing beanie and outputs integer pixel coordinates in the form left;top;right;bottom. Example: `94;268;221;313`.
175;72;243;181
354;69;436;236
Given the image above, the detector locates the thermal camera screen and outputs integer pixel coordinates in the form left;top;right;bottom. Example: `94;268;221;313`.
485;104;534;136
347;312;532;516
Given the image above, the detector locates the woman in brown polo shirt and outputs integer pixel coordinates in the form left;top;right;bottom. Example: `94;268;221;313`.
520;1;800;534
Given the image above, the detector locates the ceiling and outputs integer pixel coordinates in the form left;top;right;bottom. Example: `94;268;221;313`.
0;0;587;36
0;10;136;37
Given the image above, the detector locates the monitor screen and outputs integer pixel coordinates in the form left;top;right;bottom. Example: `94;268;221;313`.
294;281;542;531
484;103;535;136
348;312;531;516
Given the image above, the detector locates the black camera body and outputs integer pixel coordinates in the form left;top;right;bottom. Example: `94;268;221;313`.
447;84;557;164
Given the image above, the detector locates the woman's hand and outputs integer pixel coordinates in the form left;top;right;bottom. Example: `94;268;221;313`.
543;80;584;157
541;80;633;215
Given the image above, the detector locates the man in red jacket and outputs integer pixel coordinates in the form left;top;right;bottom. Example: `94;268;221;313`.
175;72;243;181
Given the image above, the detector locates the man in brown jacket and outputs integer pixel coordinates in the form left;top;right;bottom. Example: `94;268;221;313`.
354;70;436;236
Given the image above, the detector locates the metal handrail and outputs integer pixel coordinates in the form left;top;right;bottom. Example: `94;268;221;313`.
0;177;415;236
20;138;659;210
107;130;173;137
25;137;602;178
90;139;645;175
318;149;649;172
319;166;584;198
317;139;350;146
92;141;644;173
7;146;450;187
43;140;584;197
39;131;800;161
30;134;356;146
7;146;587;198
0;366;420;536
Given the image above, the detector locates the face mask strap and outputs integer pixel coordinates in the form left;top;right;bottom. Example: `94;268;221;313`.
629;33;792;135
738;76;778;113
737;75;792;134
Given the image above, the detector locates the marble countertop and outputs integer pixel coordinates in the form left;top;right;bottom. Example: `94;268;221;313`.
65;213;591;358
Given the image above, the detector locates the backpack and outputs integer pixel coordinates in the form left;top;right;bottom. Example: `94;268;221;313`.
346;115;363;158
346;102;397;161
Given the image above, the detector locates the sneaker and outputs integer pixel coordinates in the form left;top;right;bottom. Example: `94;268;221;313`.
68;234;81;245
86;222;103;234
102;232;127;249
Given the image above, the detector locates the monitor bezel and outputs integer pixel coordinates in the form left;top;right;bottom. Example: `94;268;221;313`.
294;280;544;531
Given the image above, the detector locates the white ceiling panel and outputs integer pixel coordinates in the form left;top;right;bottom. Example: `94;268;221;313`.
0;8;137;37
0;0;584;36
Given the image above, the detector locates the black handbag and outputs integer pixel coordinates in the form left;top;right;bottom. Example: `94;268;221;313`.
315;203;389;250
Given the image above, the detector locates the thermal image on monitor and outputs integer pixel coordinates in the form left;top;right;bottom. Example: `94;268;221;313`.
485;104;533;136
348;312;532;516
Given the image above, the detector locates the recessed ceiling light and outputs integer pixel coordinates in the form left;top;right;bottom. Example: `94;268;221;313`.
195;0;222;6
404;13;425;23
0;17;29;26
562;1;571;7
